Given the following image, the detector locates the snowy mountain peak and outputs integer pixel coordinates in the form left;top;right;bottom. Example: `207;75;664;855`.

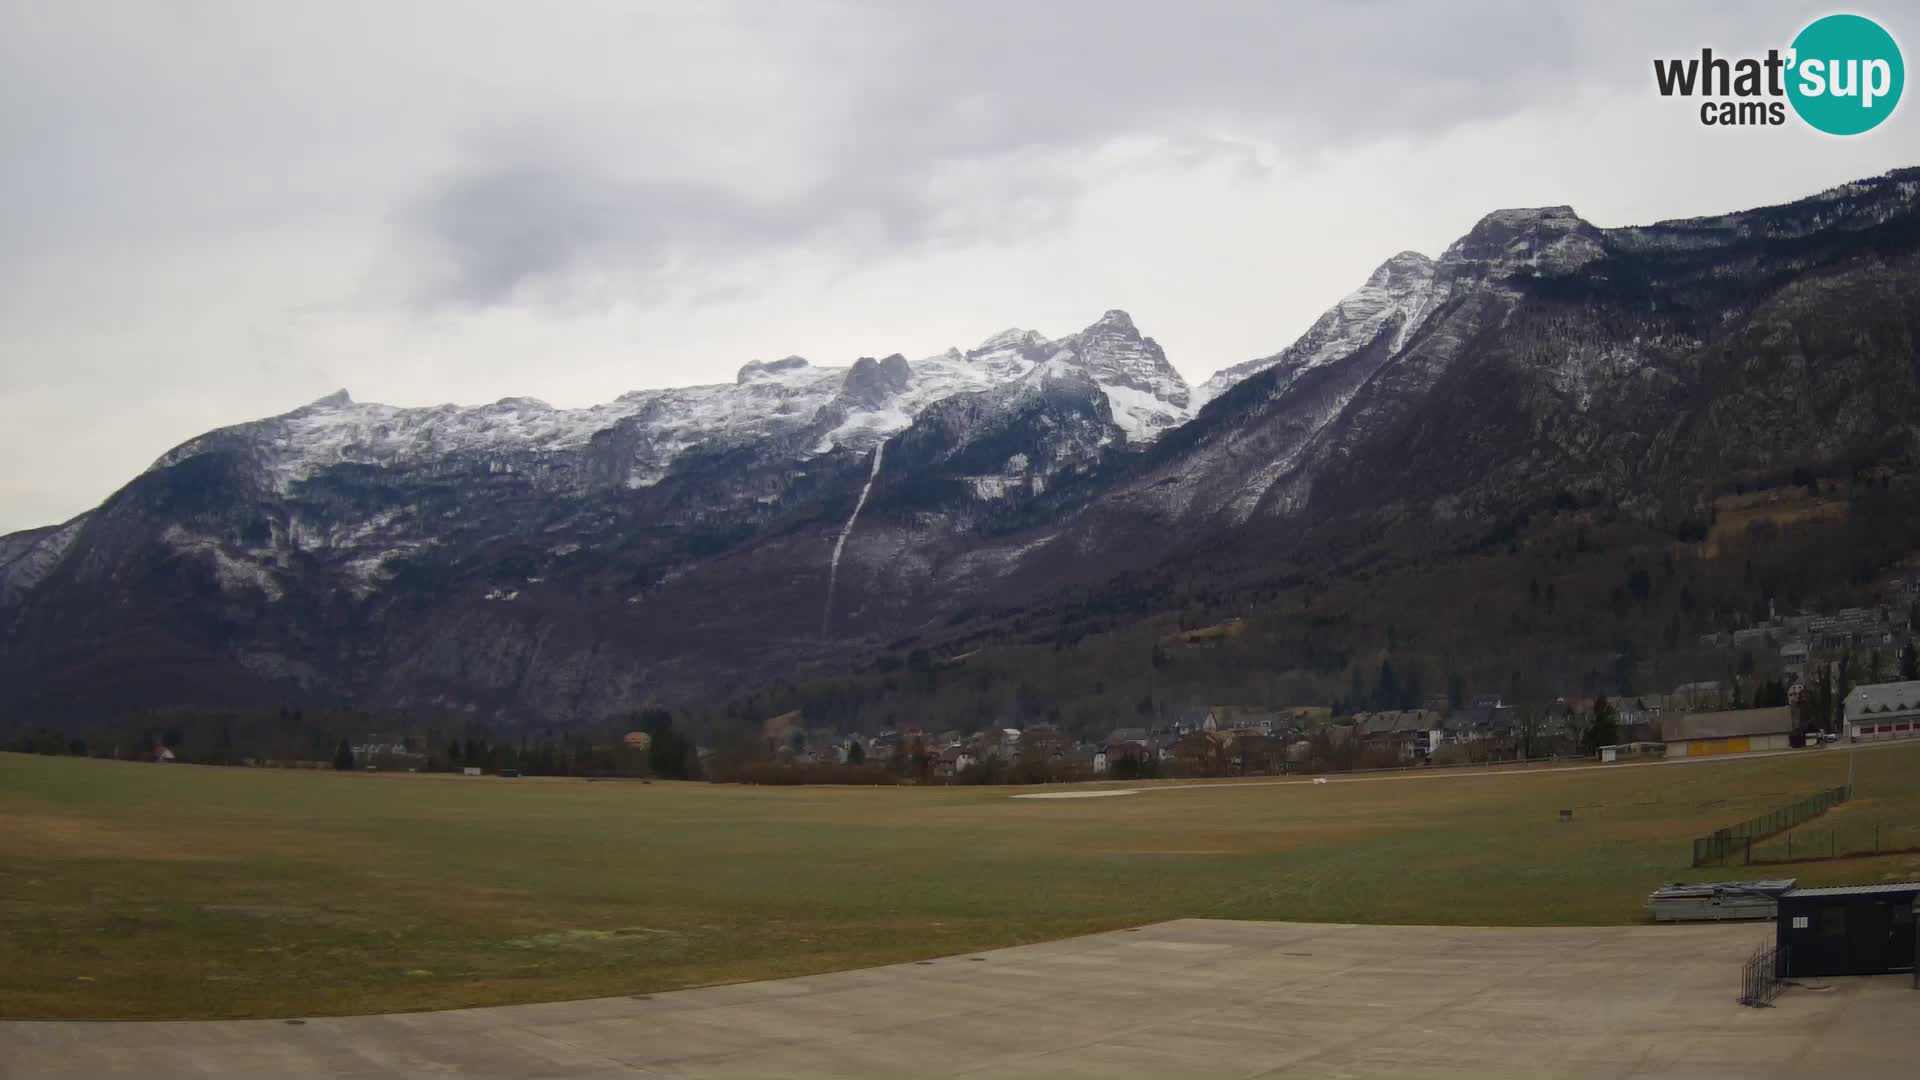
305;389;353;410
142;310;1210;502
1048;309;1191;441
1367;251;1435;288
1472;204;1583;230
1445;205;1603;277
1194;248;1441;408
840;354;914;409
968;328;1048;360
736;356;812;384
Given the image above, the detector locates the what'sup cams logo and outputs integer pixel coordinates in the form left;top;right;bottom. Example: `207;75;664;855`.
1654;13;1904;134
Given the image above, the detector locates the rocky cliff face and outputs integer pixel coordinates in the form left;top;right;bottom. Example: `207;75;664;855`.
5;168;1918;726
1098;171;1920;533
1193;249;1438;410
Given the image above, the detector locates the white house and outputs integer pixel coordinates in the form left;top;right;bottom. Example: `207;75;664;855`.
1844;680;1920;742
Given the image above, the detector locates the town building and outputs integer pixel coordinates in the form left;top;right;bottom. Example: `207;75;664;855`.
1611;698;1660;743
1665;680;1726;714
1662;706;1793;758
1844;679;1920;742
1597;742;1665;764
1805;605;1907;654
1354;709;1443;760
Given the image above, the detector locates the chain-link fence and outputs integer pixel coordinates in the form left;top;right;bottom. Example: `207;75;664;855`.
1749;817;1920;863
1691;785;1851;867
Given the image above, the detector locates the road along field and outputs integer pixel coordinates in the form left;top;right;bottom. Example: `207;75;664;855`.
3;743;1917;1019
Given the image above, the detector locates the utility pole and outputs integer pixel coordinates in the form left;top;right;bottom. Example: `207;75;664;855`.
1842;679;1857;792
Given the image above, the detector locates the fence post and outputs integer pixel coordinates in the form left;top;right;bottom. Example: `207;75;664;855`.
1745;836;1752;866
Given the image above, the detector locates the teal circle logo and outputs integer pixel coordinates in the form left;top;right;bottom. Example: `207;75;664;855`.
1787;14;1904;135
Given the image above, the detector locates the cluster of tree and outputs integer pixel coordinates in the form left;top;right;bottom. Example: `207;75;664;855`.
3;728;91;757
5;704;705;782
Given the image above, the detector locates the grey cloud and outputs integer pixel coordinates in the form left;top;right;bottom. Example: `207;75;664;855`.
409;167;777;306
395;0;1791;309
391;2;1605;307
402;142;1086;308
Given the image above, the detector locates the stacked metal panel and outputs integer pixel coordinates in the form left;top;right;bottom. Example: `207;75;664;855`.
1646;879;1798;922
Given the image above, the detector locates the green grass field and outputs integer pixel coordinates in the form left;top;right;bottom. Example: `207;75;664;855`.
4;745;1919;1019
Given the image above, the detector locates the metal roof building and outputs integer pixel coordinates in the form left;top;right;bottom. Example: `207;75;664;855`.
1774;882;1920;978
1844;680;1920;743
1663;706;1793;758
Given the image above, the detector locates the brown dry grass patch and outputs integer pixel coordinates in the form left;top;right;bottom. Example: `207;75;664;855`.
0;813;219;862
1702;489;1847;558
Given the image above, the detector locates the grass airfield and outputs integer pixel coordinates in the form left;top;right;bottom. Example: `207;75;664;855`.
3;744;1918;1019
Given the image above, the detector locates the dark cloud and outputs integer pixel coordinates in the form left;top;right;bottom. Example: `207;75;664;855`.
402;136;1087;307
410;167;770;306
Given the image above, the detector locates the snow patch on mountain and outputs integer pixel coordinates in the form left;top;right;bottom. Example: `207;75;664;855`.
161;524;284;600
0;515;88;602
148;312;1195;496
1100;382;1188;442
821;440;886;636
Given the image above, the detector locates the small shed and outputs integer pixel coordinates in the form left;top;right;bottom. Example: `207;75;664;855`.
1774;882;1920;978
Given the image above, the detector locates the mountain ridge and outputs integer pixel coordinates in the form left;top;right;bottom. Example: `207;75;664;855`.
4;167;1918;729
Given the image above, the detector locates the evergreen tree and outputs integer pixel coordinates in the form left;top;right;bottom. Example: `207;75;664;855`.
1585;696;1618;753
333;737;355;771
846;740;866;766
1374;659;1399;711
640;709;694;780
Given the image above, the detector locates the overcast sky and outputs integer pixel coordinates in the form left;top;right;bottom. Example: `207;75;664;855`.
1;2;1913;534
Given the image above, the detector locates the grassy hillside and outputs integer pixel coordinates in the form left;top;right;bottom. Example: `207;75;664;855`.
4;744;1918;1019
